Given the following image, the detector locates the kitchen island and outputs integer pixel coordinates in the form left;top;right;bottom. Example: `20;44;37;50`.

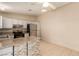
0;37;27;56
0;36;40;56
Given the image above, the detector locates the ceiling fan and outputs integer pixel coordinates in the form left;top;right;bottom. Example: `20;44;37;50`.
41;2;56;12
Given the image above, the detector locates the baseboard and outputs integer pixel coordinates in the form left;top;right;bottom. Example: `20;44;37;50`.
42;39;79;53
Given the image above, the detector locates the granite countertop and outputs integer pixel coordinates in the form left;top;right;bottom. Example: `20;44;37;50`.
0;36;39;49
0;37;27;48
0;39;13;49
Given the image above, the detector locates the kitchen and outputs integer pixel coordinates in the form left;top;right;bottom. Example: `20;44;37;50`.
0;13;40;56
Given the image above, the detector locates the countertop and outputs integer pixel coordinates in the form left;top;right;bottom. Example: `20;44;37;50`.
0;37;27;48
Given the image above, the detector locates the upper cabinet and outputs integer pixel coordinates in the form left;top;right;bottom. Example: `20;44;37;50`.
3;17;13;28
22;20;27;28
2;16;27;28
18;20;23;25
12;19;18;25
0;16;38;29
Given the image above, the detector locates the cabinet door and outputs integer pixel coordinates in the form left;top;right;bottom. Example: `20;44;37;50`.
0;16;2;28
3;17;13;28
22;20;27;28
12;19;18;25
17;20;22;25
17;20;27;28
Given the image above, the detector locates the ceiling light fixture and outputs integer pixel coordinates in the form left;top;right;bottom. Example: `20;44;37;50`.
43;2;49;8
49;3;56;10
42;2;56;10
41;9;47;12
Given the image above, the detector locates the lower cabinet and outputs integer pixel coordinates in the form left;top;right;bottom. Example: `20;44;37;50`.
0;46;13;56
28;36;40;56
14;44;27;56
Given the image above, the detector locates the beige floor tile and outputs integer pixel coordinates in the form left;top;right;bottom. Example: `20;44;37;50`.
40;40;79;56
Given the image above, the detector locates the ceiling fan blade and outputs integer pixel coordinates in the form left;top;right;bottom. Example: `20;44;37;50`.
48;3;56;10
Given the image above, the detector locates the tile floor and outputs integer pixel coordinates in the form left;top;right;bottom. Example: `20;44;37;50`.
40;40;79;56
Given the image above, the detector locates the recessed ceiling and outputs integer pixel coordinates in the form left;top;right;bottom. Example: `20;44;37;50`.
0;2;69;16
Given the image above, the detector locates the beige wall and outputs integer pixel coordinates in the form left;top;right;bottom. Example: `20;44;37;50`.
38;3;79;51
0;12;37;21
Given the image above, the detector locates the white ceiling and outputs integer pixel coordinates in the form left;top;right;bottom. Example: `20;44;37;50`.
0;2;69;16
